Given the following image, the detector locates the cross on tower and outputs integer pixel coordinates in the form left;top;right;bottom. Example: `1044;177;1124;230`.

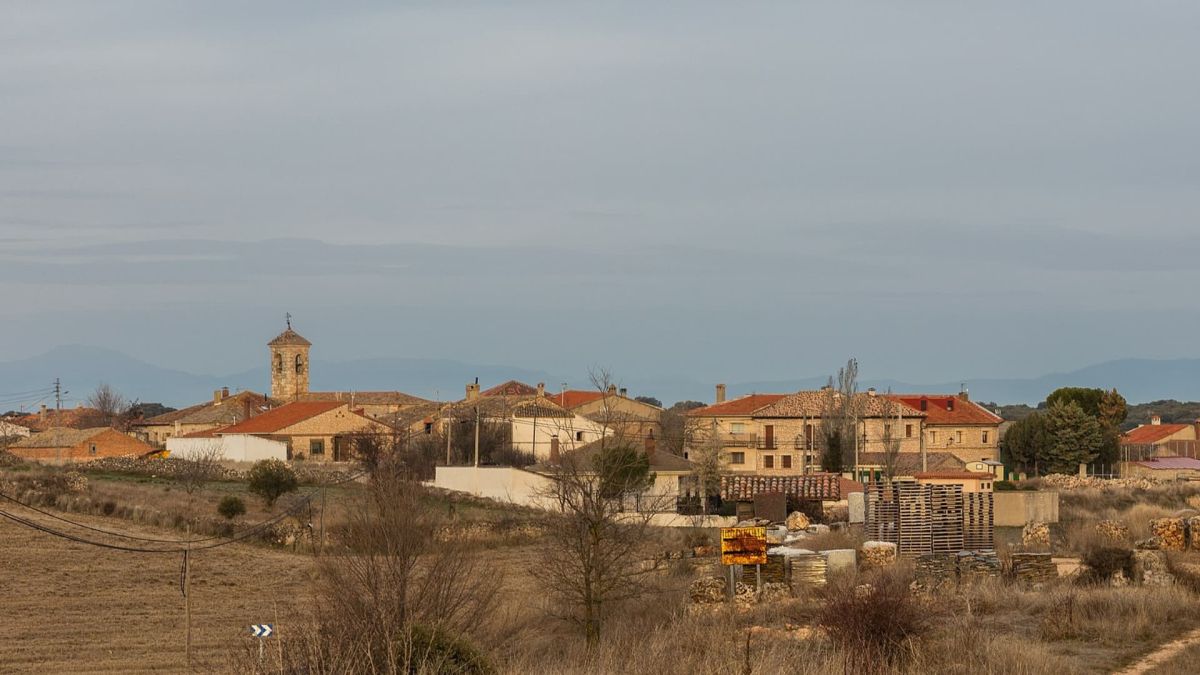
285;312;292;329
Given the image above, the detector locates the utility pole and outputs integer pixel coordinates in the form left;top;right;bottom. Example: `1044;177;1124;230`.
53;378;62;466
184;524;192;669
473;406;480;467
445;414;452;465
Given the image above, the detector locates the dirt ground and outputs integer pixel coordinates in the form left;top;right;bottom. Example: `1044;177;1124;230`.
0;511;315;673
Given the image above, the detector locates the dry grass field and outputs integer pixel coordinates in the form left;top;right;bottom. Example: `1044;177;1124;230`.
0;511;314;673
4;465;1200;674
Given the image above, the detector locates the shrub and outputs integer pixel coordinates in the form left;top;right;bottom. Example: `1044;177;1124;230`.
247;459;298;508
1079;546;1134;585
994;480;1017;491
217;495;247;520
818;567;932;673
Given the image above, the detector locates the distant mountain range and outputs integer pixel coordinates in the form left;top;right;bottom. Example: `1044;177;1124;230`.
2;345;1199;410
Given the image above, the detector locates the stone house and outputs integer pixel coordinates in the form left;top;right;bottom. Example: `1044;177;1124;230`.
885;392;1004;463
545;385;663;442
9;427;155;464
132;388;271;447
168;401;396;463
685;386;925;476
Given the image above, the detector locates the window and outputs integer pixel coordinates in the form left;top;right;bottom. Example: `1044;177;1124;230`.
930;431;938;444
89;444;97;455
295;354;304;374
275;353;283;373
884;423;892;437
804;424;814;449
982;431;990;444
782;455;792;469
731;422;745;434
424;422;433;435
730;452;745;465
763;455;775;469
575;431;584;442
956;430;963;444
310;439;325;455
905;424;913;438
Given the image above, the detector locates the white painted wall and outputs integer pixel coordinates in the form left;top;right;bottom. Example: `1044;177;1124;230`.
0;421;32;438
509;414;611;459
166;434;287;462
434;465;557;507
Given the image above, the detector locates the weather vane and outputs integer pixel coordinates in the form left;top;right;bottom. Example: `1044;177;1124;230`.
286;312;292;329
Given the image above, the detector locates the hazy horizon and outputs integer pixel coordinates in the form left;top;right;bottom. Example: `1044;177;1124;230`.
5;3;1200;389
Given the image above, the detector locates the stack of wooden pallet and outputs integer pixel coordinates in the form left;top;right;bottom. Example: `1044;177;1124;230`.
928;485;965;554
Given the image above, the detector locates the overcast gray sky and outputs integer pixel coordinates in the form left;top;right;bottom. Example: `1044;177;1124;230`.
3;2;1199;385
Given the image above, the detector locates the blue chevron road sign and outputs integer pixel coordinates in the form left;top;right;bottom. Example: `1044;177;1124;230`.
250;624;273;638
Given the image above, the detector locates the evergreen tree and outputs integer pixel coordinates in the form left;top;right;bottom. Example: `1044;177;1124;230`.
1000;412;1049;475
1043;402;1103;474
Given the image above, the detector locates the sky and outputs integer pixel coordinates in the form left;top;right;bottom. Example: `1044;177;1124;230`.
3;2;1199;386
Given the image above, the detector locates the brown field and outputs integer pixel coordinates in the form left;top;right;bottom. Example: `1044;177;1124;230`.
0;510;313;673
3;468;1200;673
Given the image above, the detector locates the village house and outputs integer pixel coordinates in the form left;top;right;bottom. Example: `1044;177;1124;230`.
132;388;271;447
0;419;33;445
685;385;926;476
167;401;396;463
1120;415;1199;461
9;427;155;465
913;471;996;493
886;392;1003;464
434;381;611;461
9;404;105;432
545;385;663;442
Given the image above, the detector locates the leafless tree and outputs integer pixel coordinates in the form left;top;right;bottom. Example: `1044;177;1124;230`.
83;382;141;430
819;358;862;472
174;443;225;496
879;395;904;481
686;418;725;514
233;474;498;673
537;446;669;647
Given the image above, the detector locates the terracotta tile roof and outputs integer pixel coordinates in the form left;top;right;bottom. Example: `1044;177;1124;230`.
754;391;923;419
481;380;539;397
855;452;965;473
687;394;786;417
216;401;344;434
268;328;312;346
1122;424;1192;445
445;395;574;420
11;427;109;448
885;394;1002;426
546;390;606;409
913;471;994;480
298;391;429;406
135;391;272;427
11;408;104;431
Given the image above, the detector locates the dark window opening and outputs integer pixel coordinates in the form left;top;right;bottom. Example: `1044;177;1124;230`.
310;439;325;455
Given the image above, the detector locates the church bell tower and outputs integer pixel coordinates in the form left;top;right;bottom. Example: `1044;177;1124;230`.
268;315;311;400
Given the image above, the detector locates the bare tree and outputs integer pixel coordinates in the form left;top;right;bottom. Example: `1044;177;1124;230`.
687;418;725;514
879;395;904;481
174;443;225;496
537;445;668;647
819;358;862;473
236;474;498;673
83;382;141;430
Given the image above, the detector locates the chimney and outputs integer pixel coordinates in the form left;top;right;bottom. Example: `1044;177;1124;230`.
1150;414;1162;426
619;387;627;398
222;386;230;399
644;430;656;459
536;382;545;397
213;389;223;404
243;399;253;421
39;404;47;420
607;384;617;396
947;398;955;411
466;382;480;401
550;436;560;463
715;384;727;404
867;387;877;397
958;388;970;402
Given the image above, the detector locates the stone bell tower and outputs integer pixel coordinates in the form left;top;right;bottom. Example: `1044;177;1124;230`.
268;315;311;400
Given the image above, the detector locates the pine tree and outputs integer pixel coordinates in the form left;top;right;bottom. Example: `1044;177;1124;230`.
1043;402;1103;474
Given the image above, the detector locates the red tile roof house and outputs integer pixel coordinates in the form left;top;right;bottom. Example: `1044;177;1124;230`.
166;401;396;463
9;427;156;465
1120;415;1200;463
885;393;1004;464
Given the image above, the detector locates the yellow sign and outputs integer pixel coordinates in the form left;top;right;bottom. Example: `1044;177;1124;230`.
720;527;767;566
